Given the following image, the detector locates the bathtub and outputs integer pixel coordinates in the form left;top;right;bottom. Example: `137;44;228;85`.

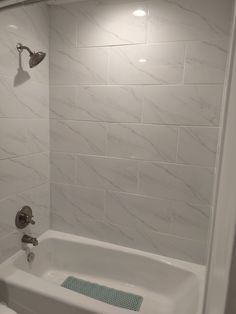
0;230;205;314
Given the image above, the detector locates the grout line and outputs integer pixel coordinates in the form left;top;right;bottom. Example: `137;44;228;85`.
73;154;77;185
49;82;225;87
50;151;216;169
106;47;111;85
49;118;220;128
175;127;180;163
0;151;49;162
50;181;211;208
182;42;188;84
103;190;107;222
50;38;227;50
48;83;223;87
0;181;50;205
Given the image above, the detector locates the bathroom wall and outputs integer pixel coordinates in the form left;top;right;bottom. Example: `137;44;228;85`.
50;0;233;264
0;3;50;262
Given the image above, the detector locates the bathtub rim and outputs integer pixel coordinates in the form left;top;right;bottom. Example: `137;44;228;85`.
0;230;206;314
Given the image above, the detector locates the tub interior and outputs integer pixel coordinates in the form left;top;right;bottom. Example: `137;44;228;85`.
8;233;203;314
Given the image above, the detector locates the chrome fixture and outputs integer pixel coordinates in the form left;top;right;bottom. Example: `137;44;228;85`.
27;251;35;263
22;234;38;247
15;205;35;229
16;43;46;68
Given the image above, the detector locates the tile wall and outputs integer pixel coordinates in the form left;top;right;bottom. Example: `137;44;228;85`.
0;3;50;262
49;0;233;264
0;0;232;266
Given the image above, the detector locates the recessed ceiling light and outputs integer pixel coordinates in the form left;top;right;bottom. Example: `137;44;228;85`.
139;58;147;63
133;9;146;17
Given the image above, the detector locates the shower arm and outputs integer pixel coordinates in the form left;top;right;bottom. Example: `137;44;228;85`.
16;43;33;56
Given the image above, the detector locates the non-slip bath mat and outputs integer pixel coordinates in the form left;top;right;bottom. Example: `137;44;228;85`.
61;276;143;312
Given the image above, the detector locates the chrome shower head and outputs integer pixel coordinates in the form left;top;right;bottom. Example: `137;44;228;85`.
29;51;46;68
16;43;46;68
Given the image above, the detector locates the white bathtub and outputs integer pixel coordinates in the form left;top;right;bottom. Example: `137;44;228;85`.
0;231;205;314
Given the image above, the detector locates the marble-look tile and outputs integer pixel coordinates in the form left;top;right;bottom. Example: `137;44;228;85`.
51;183;104;221
76;155;138;193
0;3;49;50
0;2;50;262
23;3;49;46
50;119;106;155
15;183;50;236
109;43;185;84
51;213;160;256
0;76;49;119
148;231;207;264
50;5;77;48
177;127;219;166
148;0;233;42
170;201;210;242
0;3;49;84
0;152;49;200
185;40;228;84
0;38;48;84
105;191;172;233
0;119;49;160
50;47;108;85
74;0;147;46
75;86;143;122
139;162;214;205
51;214;205;263
50;85;142;122
142;85;223;126
107;123;178;161
50;86;76;119
0;231;21;264
51;153;76;184
51;216;144;251
0;183;50;237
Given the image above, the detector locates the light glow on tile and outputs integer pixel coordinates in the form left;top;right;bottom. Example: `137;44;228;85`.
8;24;18;29
139;58;147;63
133;9;146;17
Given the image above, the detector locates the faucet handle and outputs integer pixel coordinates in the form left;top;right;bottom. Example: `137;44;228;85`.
15;206;35;229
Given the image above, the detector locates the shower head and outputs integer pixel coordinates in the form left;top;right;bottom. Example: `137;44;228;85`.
16;43;46;68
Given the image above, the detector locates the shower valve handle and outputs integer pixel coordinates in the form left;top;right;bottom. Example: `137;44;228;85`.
15;206;35;229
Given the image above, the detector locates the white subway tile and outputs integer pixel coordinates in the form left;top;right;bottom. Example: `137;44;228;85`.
107;123;178;161
51;153;76;184
142;85;223;126
139;162;214;205
50;5;77;48
0;119;49;160
148;0;232;42
105;191;172;233
51;183;104;222
185;40;228;84
51;120;106;155
76;155;138;193
109;43;185;84
50;47;108;85
0;153;49;200
170;201;210;242
74;0;147;47
177;127;219;166
50;85;142;122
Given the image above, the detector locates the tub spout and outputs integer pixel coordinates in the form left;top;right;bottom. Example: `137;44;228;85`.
22;234;38;246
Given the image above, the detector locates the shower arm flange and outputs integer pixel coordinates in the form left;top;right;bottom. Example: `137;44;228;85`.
16;43;33;56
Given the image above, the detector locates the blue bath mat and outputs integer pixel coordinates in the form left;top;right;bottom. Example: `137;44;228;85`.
61;276;143;311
